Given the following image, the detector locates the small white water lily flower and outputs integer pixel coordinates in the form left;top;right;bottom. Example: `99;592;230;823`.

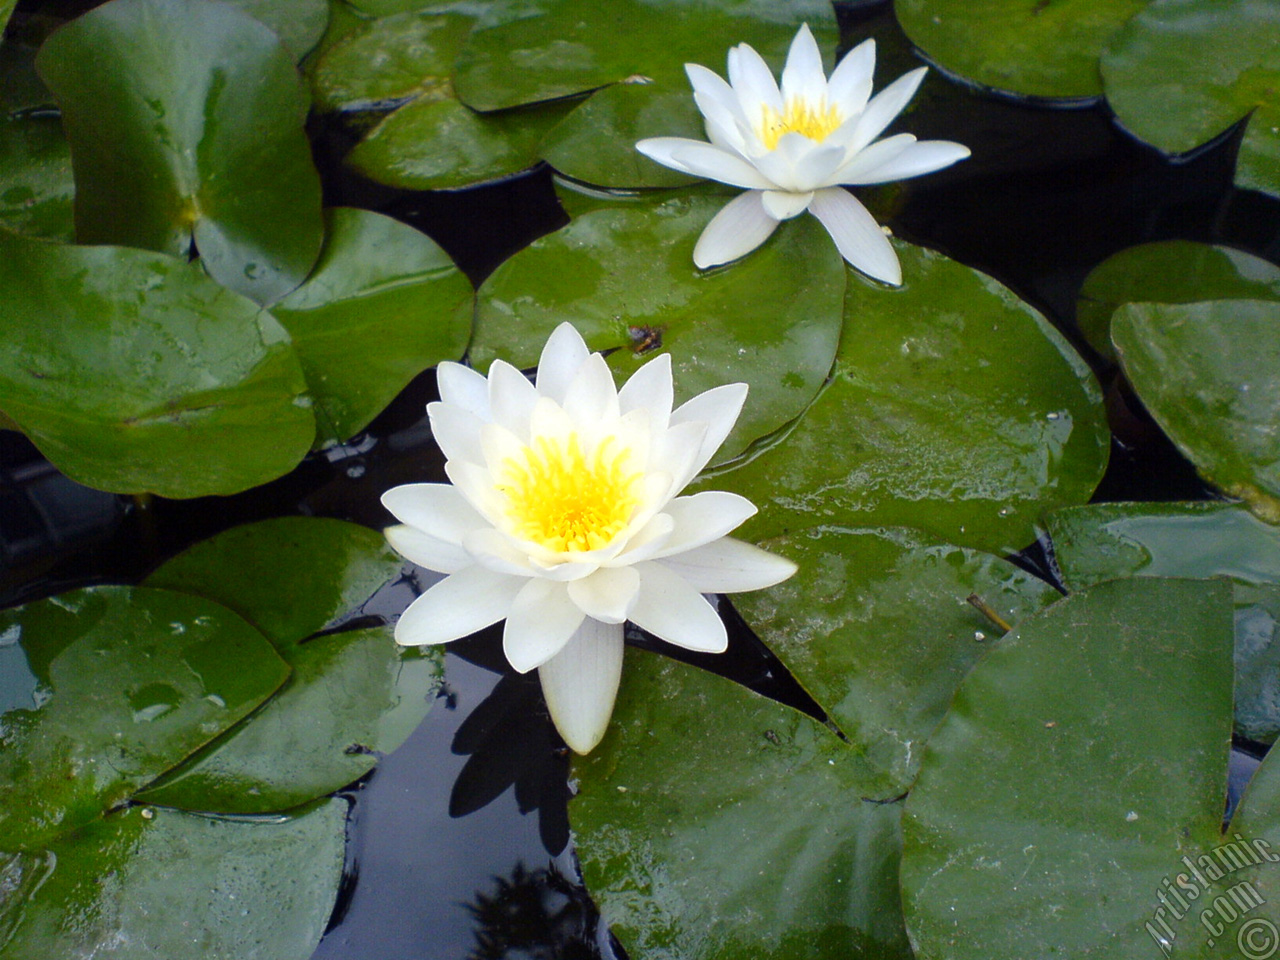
381;323;797;754
636;24;970;284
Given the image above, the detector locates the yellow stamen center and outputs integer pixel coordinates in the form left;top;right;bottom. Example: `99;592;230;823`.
759;98;843;151
497;433;643;553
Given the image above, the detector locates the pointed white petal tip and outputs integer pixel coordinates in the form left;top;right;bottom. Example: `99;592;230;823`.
539;618;625;754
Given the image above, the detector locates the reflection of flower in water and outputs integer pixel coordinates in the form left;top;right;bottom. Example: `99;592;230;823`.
636;24;970;284
382;323;796;754
465;863;601;960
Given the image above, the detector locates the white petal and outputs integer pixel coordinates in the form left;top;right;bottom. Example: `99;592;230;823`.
687;63;748;154
831;132;915;184
650;491;757;558
827;38;876;116
563;352;620;428
657;537;798;593
394;565;523;645
761;189;815;220
692;191;779;269
628;561;728;653
381;483;487;543
649;420;709;498
728;41;783;115
436;362;490;419
461;526;535;576
487;359;537;440
750;132;812;191
479;420;528;478
445;459;508;522
535;322;590;404
385;523;471;574
636;138;776;190
607;511;676;565
844;139;971;185
617;352;674;434
538;618;624;754
503;577;586;672
847;67;927;156
779;23;826;107
427;400;487;465
808;187;901;285
567;565;641;623
669;381;748;477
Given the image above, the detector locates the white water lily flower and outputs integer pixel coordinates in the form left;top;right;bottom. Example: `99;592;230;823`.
381;323;797;754
636;24;970;284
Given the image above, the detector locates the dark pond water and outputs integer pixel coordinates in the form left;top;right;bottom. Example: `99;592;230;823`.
3;1;1280;957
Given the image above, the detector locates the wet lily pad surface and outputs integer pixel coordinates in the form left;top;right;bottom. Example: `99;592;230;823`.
1102;0;1280;197
36;0;324;303
0;585;288;851
895;0;1146;99
0;231;316;498
1046;500;1280;743
139;517;443;813
1112;298;1280;523
1077;241;1280;362
735;526;1061;796
708;242;1109;553
901;577;1239;958
572;648;912;960
0;799;346;960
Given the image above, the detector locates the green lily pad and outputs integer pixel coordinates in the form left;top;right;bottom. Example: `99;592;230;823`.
1045;500;1280;743
314;11;578;190
0;585;289;852
572;649;912;960
1077;241;1280;362
1102;0;1280;198
0;800;345;960
142;516;407;645
895;0;1147;100
347;95;577;191
0;113;74;241
453;0;835;111
312;11;473;113
36;0;324;304
0;231;316;498
540;81;704;189
227;0;330;60
138;517;443;812
272;208;472;444
471;194;847;464
1045;501;1280;590
1112;298;1280;523
706;242;1109;554
735;526;1061;798
900;577;1237;957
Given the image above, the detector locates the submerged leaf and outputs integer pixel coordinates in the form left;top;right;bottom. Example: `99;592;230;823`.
1077;241;1280;362
1045;500;1280;742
